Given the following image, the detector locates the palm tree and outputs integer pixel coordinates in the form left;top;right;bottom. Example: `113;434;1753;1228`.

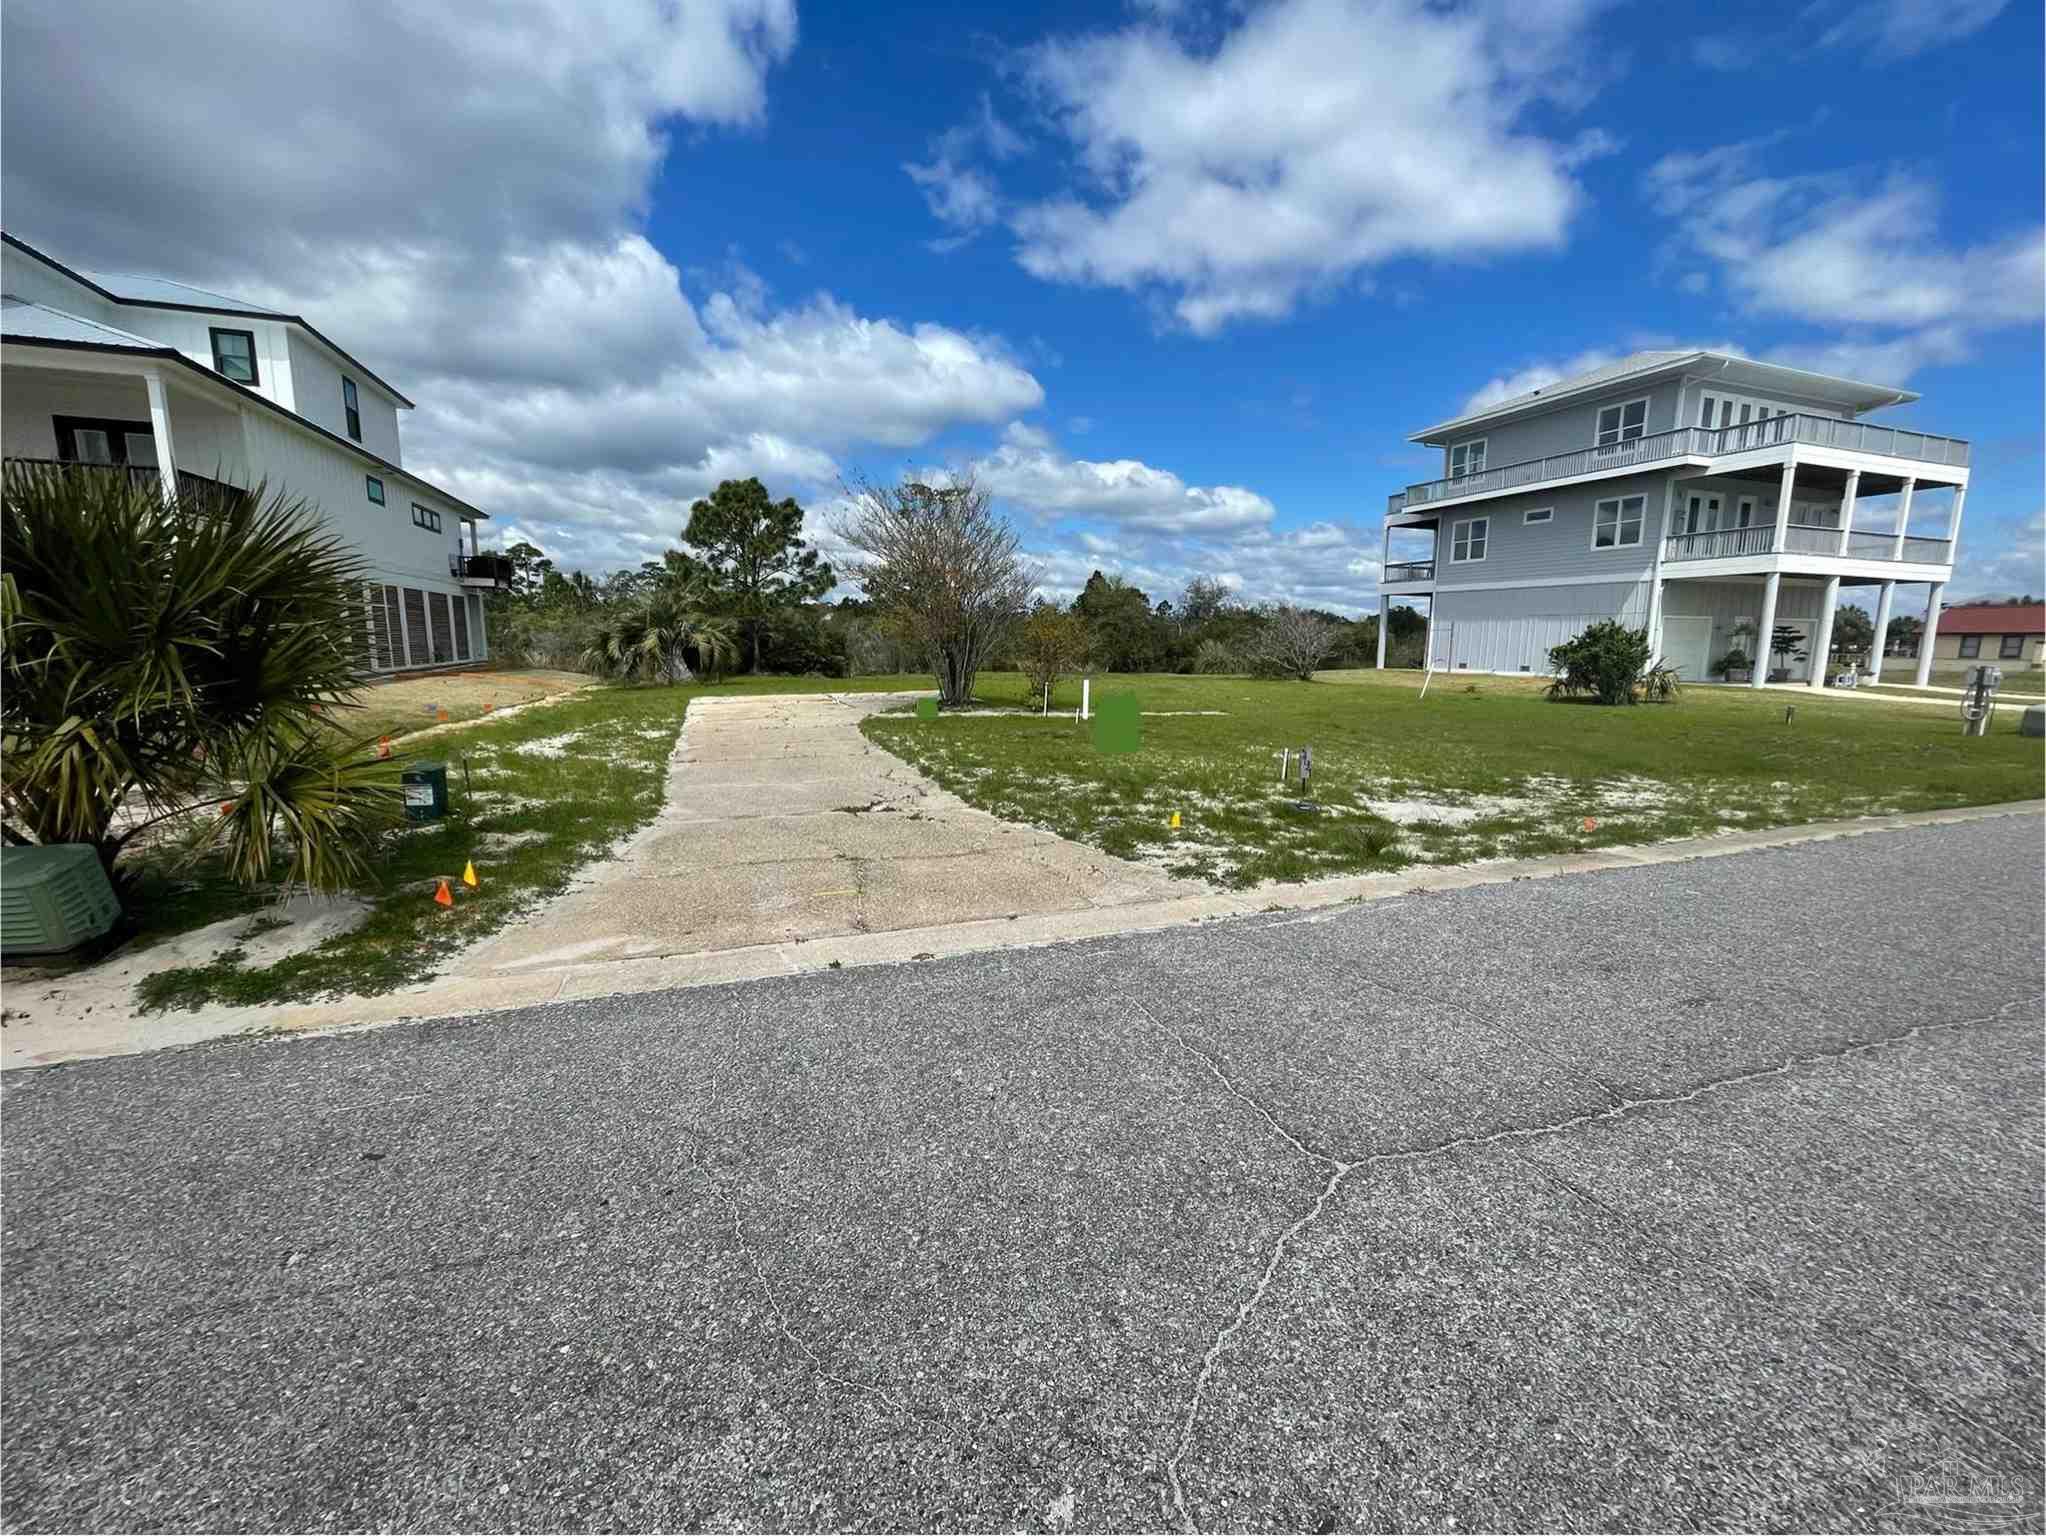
1;461;399;892
582;585;737;685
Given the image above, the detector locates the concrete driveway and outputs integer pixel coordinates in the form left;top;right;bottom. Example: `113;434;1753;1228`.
456;692;1197;980
3;816;2040;1532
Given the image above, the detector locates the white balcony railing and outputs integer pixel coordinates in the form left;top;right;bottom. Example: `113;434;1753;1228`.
1396;413;1970;511
1663;523;1953;565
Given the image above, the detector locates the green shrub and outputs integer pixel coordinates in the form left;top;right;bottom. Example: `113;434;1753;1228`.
1;462;398;891
1546;620;1654;705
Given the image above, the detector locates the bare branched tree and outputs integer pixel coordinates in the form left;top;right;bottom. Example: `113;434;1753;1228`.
832;472;1036;707
1249;603;1342;681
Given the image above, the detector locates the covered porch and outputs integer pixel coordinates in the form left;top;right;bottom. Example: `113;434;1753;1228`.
0;349;257;500
1654;571;1949;689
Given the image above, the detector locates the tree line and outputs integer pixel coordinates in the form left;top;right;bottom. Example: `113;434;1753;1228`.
488;476;1428;687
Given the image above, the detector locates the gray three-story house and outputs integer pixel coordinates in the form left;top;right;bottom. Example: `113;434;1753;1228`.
1378;350;1968;687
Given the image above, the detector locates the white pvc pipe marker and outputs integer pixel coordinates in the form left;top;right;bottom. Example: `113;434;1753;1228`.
1081;677;1091;721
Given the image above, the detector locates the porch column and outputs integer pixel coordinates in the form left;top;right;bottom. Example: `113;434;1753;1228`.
1375;601;1390;669
142;369;179;503
1914;581;1945;688
1751;572;1782;688
1422;602;1436;672
1835;470;1860;555
1946;484;1968;557
1647;472;1677;655
469;518;481;559
1889;478;1915;560
1772;455;1797;552
1868;579;1897;682
1808;576;1841;688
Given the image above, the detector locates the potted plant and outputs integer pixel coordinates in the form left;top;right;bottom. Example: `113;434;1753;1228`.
1767;622;1807;683
1721;621;1758;684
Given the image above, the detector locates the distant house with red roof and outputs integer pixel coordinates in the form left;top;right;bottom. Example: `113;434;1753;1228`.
1927;600;2044;671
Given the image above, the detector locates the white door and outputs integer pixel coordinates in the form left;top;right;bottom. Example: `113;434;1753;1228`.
1660;615;1714;679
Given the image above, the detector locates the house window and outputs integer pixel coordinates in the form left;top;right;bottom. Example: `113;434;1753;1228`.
1595;399;1648;447
343;377;362;440
52;415;158;466
1957;635;1981;658
365;475;385;505
209;328;258;385
1999;634;2027;660
1523;506;1553;525
1450;516;1488;563
1593;494;1646;549
1448;439;1487;478
412;503;442;533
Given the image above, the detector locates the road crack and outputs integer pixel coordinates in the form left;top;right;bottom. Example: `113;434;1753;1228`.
1140;984;2040;1532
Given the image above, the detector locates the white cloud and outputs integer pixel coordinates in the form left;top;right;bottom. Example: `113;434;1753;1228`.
1694;1;2007;69
903;95;1029;247
2;0;1044;571
921;423;1382;615
1645;139;2044;380
980;0;1614;333
1460;349;1625;414
1953;510;2045;601
970;422;1276;534
1816;0;2009;60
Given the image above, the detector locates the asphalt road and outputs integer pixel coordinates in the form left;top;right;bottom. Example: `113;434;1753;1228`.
4;817;2042;1533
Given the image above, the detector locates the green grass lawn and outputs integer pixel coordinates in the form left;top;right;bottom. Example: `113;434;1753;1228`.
861;668;2045;889
130;673;928;1012
1862;670;2046;701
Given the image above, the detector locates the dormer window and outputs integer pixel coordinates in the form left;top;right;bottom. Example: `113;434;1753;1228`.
209;328;258;385
1595;399;1648;447
342;377;362;440
1448;439;1486;478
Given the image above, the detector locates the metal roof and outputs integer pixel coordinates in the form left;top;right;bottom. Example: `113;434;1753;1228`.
0;296;173;350
1411;349;1920;443
1;322;488;522
76;268;287;317
0;233;415;408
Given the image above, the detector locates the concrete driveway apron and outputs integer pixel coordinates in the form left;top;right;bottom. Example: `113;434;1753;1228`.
456;692;1200;977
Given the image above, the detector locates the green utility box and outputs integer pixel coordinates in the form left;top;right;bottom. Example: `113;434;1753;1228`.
1;844;122;958
402;760;449;822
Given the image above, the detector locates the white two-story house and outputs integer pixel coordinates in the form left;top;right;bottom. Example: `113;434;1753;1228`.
1378;351;1969;688
1;231;512;674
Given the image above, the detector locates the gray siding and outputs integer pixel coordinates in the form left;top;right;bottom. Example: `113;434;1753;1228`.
1432;581;1649;674
1434;372;1858;477
1662;578;1832;679
1434;473;1667;589
1440;380;1684;473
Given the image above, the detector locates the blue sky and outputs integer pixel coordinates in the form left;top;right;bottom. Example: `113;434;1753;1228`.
6;0;2042;609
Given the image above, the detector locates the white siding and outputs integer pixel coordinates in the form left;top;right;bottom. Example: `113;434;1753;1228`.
286;333;403;463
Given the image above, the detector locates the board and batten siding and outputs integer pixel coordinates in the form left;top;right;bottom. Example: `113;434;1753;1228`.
1662;578;1829;680
235;405;485;668
1431;581;1651;674
285;332;404;464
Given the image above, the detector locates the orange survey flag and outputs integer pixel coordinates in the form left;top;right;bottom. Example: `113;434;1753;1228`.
434;877;454;907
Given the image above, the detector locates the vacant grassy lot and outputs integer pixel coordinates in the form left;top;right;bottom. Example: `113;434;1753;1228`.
862;668;2045;888
322;666;594;745
132;674;926;1011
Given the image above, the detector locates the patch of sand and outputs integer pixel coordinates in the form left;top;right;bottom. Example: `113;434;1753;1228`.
0;893;369;1035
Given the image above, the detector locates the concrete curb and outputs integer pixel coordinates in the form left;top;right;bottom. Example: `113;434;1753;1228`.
5;798;2039;1072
